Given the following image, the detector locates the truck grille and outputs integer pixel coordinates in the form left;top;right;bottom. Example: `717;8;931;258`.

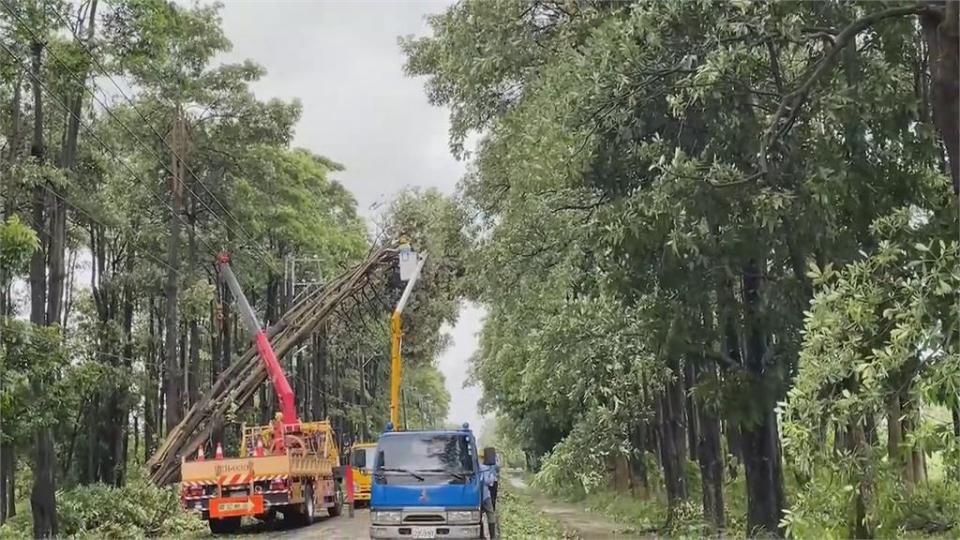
403;514;445;523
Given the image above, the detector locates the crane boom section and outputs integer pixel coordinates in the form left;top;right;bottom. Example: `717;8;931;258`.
218;254;299;425
390;253;427;427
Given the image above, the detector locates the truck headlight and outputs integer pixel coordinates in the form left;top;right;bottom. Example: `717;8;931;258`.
447;510;480;524
372;511;402;524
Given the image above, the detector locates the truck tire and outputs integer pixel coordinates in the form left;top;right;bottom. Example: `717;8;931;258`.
303;483;316;524
287;483;315;526
328;483;343;517
208;516;241;535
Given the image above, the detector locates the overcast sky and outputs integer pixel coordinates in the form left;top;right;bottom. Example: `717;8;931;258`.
212;1;488;436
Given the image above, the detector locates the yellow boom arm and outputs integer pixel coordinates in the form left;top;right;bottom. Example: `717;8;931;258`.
390;252;427;428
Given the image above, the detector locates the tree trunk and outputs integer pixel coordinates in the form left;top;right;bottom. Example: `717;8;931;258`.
145;298;158;457
0;442;11;524
0;72;23;318
886;394;910;486
611;454;631;492
670;363;688;464
27;34;58;539
133;414;140;465
697;403;725;531
919;1;960;197
657;380;688;522
952;403;960;438
114;272;134;486
629;422;649;497
5;447;13;519
213;279;231;443
719;285;743;480
163;110;184;434
740;260;785;537
684;360;698;463
688;294;726;531
847;422;872;539
187;193;200;407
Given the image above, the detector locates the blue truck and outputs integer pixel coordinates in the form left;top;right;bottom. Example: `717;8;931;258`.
369;423;483;539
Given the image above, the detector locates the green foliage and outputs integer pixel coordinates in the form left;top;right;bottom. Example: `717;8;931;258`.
783;201;959;536
405;0;957;536
401;363;451;430
0;320;67;442
1;1;464;532
782;468;960;539
0;473;204;539
379;187;470;364
497;486;574;539
0;216;38;277
478;415;525;469
534;408;629;497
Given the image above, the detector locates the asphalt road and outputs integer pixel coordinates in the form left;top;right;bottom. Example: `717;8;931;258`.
225;508;370;539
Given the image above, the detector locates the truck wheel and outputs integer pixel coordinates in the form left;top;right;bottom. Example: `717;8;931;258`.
287;483;315;526
328;484;343;517
303;483;316;524
208;516;241;535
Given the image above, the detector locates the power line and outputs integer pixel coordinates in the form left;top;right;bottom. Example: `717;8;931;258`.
45;5;277;271
3;4;257;262
39;185;186;278
0;40;222;270
0;2;277;272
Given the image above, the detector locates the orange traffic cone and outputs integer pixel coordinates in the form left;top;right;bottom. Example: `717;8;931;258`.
215;442;224;460
197;445;206;461
254;438;265;457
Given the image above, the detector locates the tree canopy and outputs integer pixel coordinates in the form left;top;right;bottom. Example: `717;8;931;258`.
405;0;959;536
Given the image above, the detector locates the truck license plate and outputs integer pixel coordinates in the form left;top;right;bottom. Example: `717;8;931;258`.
209;495;264;518
412;528;436;539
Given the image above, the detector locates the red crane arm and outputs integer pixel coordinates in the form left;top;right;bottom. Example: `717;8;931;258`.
217;252;299;426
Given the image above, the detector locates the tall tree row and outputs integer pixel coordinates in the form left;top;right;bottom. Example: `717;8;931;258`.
404;0;959;537
0;2;463;537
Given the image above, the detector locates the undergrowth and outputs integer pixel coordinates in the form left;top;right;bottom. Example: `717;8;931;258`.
534;458;958;539
498;485;576;539
0;472;204;539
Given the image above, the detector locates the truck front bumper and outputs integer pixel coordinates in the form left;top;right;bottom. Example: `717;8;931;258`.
369;524;480;539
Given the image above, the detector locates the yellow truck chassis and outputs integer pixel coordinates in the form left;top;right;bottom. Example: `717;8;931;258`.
180;421;342;534
348;442;376;505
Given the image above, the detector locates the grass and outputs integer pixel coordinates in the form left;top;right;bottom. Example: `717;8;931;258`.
498;484;576;539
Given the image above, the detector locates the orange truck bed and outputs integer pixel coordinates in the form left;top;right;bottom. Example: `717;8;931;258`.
179;421;343;534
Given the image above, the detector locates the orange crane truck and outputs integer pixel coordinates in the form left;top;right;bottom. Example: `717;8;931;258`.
179;253;343;534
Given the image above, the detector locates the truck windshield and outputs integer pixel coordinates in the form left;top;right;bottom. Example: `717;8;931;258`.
351;447;375;470
375;434;475;485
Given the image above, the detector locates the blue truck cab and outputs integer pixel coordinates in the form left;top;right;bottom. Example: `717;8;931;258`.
369;423;482;539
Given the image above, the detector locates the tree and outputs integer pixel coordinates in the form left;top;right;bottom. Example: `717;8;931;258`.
404;0;956;535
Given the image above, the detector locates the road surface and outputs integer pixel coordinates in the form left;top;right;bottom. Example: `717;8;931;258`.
222;508;370;539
